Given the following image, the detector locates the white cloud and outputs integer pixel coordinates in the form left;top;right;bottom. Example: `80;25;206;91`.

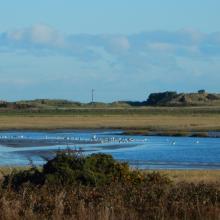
147;42;175;52
7;30;25;41
178;28;204;43
1;25;220;60
30;24;63;46
2;26;220;94
6;24;64;48
101;35;130;54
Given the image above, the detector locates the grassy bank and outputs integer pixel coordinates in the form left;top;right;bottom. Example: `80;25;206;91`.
158;170;220;185
122;130;213;137
0;110;220;132
1;106;220;116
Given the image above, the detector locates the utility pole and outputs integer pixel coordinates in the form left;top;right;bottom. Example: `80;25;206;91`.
91;89;95;104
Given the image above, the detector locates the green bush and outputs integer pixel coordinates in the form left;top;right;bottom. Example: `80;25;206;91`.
84;153;130;185
3;152;131;188
3;152;170;189
43;151;86;185
3;167;43;190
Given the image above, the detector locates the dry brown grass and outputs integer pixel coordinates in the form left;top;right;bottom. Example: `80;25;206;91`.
158;170;220;185
0;114;220;131
0;169;219;220
0;167;30;180
0;153;219;220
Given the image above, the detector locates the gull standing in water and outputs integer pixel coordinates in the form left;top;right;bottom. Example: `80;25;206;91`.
172;141;176;145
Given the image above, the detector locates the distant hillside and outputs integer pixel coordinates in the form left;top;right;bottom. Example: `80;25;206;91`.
0;99;147;110
0;90;220;111
146;91;220;106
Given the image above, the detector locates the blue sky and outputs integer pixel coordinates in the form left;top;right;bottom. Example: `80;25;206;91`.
0;0;220;102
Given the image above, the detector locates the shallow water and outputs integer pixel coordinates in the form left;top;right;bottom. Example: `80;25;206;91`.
0;130;219;169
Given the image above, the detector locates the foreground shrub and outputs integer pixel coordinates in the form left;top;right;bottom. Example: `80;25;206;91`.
3;152;132;188
1;152;220;220
3;167;43;190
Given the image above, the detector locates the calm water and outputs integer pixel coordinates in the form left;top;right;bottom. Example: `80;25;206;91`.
0;130;219;170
